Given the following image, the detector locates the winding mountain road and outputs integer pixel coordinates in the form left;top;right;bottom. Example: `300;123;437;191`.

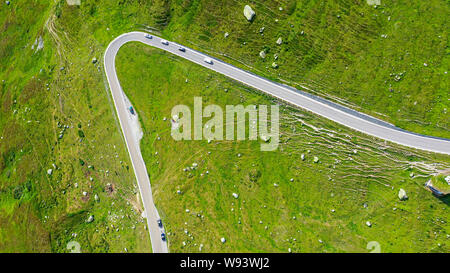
104;31;450;252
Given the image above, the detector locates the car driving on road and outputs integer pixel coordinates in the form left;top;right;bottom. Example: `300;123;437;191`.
161;233;166;241
178;47;186;52
161;39;169;45
145;34;152;39
157;219;163;228
204;57;213;64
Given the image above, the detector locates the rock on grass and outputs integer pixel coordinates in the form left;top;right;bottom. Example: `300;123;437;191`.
243;5;255;21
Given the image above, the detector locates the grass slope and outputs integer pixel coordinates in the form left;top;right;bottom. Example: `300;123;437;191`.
0;1;152;252
0;0;448;253
160;0;450;138
116;43;449;252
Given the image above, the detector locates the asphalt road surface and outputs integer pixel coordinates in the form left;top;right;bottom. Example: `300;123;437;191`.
104;31;450;252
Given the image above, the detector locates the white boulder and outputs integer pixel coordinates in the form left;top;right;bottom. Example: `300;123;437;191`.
259;50;266;59
398;188;408;201
243;5;256;21
86;215;94;223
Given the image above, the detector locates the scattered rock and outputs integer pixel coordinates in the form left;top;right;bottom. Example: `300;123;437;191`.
259;27;265;33
398;188;408;201
259;50;266;59
276;37;283;45
271;62;278;69
313;156;319;163
232;193;239;199
243;5;256;21
221;237;226;243
261;135;271;142
224;32;229;38
47;169;53;175
92;57;97;64
87;215;94;223
366;221;372;227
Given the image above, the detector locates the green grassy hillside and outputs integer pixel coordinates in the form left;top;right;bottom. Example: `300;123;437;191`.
116;43;449;252
0;0;448;252
159;0;449;138
0;1;151;252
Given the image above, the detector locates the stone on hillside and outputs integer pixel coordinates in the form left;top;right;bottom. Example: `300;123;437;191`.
313;156;319;163
276;37;283;45
366;221;372;227
301;154;305;161
232;193;239;199
398;188;408;201
87;215;94;223
224;32;229;38
366;0;381;6
272;62;278;69
221;237;226;243
259;50;266;59
94;194;99;201
47;169;53;175
243;5;256;21
261;135;270;142
92;57;97;64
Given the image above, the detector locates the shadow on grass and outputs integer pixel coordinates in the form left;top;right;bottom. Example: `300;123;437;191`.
436;195;450;206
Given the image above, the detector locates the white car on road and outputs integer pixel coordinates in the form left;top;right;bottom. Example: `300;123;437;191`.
161;39;169;45
204;57;213;64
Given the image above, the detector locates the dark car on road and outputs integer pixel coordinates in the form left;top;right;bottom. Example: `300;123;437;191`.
157;219;163;228
161;233;166;241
